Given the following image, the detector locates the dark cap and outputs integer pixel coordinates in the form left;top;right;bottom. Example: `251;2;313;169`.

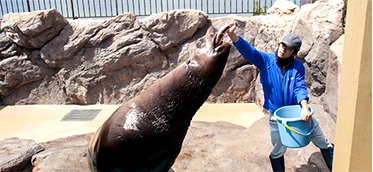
281;33;302;51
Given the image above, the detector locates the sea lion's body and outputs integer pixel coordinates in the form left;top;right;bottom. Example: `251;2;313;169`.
88;26;231;172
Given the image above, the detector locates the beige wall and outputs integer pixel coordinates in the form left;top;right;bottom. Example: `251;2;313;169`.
333;0;372;171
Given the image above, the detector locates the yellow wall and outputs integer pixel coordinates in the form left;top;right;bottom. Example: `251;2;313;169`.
333;0;372;171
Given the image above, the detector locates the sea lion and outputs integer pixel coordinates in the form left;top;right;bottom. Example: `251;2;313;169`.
88;25;231;172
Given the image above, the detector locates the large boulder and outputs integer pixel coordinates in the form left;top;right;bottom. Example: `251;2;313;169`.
321;34;344;122
0;137;44;172
30;134;92;171
1;9;68;49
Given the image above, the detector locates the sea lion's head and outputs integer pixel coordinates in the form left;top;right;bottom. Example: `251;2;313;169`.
185;25;231;82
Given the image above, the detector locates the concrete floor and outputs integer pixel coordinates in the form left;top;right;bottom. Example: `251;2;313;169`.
0;103;264;143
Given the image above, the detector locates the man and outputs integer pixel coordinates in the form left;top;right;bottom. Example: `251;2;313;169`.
226;21;334;171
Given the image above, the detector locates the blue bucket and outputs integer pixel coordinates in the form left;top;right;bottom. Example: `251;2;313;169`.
274;105;314;148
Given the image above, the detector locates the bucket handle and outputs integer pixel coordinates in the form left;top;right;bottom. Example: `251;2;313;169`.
282;118;314;136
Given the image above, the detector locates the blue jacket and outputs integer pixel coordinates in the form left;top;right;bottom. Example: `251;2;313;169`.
233;36;309;113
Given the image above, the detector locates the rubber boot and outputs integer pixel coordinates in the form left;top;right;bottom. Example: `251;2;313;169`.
320;147;334;171
269;155;285;172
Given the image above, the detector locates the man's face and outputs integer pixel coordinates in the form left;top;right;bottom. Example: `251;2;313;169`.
277;43;295;59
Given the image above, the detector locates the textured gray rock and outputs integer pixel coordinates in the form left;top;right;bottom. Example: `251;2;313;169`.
0;31;21;59
0;1;344;121
30;134;92;171
321;35;344;122
1;9;68;49
0;55;55;97
0;137;44;172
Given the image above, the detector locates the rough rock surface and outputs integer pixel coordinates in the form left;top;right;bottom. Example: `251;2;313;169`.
0;137;44;172
0;1;344;120
1;9;68;49
30;134;92;171
321;35;344;122
6;104;334;171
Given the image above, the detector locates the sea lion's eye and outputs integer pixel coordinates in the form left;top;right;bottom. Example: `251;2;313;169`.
210;32;215;37
196;38;205;48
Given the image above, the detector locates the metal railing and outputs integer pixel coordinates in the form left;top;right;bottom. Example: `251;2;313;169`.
0;0;312;19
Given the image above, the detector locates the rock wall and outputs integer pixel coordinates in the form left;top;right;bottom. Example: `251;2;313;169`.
0;0;344;119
